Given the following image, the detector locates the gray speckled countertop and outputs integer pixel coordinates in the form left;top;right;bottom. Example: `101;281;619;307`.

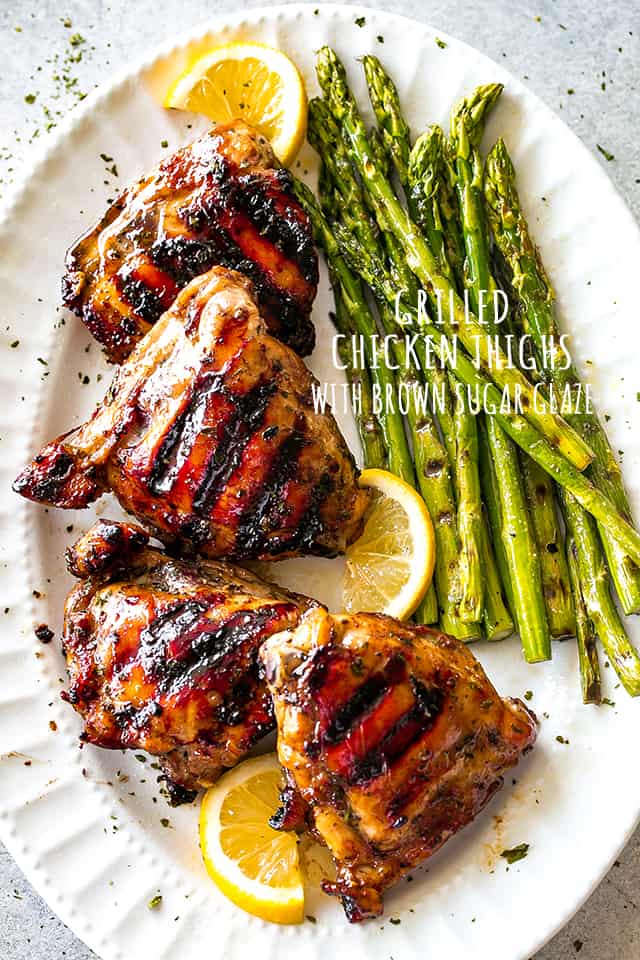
1;1;639;958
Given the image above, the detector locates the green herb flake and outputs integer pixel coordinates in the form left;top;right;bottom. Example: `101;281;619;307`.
500;842;529;864
160;817;171;828
10;340;19;348
24;94;37;105
601;697;616;707
148;894;163;910
524;690;533;701
160;139;168;148
306;915;317;923
435;37;447;49
389;917;401;925
556;734;569;745
567;88;575;95
61;17;73;28
354;16;366;27
100;153;113;162
377;35;384;44
596;144;615;162
69;33;85;47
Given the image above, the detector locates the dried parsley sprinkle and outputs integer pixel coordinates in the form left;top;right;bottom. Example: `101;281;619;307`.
10;340;19;348
596;144;615;162
148;894;163;910
160;818;171;828
100;152;113;163
160;139;168;148
377;35;384;44
435;37;447;49
524;690;533;701
355;16;366;27
24;94;37;104
501;843;529;864
69;33;85;47
556;734;569;745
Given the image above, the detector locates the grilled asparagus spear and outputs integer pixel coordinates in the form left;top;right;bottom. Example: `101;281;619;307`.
485;137;640;617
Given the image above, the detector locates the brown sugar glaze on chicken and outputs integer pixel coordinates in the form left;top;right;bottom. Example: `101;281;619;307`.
14;267;369;561
62;120;318;362
261;607;538;921
62;519;314;803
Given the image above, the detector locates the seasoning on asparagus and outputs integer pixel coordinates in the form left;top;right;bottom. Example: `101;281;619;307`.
566;539;602;704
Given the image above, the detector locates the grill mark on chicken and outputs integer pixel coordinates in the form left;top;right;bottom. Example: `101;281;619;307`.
116;265;177;325
151;235;219;287
147;375;275;501
182;195;307;350
347;681;446;787
139;600;287;696
257;472;336;560
146;378;216;495
231;428;307;557
62;122;318;362
235;169;318;284
192;382;277;516
323;672;391;746
311;653;445;786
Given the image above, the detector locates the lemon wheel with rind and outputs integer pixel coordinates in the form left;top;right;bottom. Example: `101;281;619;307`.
199;754;304;924
343;468;436;619
164;41;307;165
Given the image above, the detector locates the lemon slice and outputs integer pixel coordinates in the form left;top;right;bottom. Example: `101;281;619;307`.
164;42;307;165
199;754;304;924
344;468;435;619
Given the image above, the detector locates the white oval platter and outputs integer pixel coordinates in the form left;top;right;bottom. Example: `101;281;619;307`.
0;5;639;960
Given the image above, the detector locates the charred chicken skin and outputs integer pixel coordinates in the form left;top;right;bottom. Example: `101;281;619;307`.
62;519;312;801
62;120;318;363
14;267;369;561
261;607;538;921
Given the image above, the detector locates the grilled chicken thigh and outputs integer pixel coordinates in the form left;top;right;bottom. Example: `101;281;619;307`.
261;607;537;921
15;267;369;561
63;120;318;362
62;519;312;801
